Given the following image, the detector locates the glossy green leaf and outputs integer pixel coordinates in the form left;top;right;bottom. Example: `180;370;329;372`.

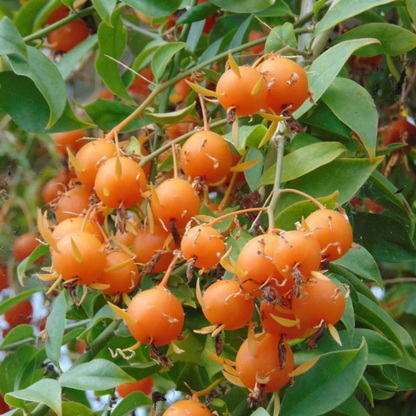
151;42;186;81
251;409;269;416
274;192;338;230
281;339;368;416
92;0;117;26
322;77;377;160
57;34;98;80
336;23;416;57
353;213;416;263
45;290;67;369
112;392;152;416
224;124;267;150
121;0;182;18
95;9;136;105
16;243;49;286
359;376;374;407
332;395;371;416
245;148;264;192
275;157;383;215
265;22;297;54
59;359;135;390
365;366;397;390
121;362;160;381
257;1;295;17
0;289;41;316
315;0;397;35
131;39;167;73
5;379;62;416
230;15;252;49
8;46;66;128
288;133;320;151
0;17;27;58
293;39;380;119
259;141;348;186
0;325;35;349
333;244;382;286
407;0;416;25
32;0;61;31
210;0;274;13
0;72;93;133
83;99;152;132
177;1;219;24
62;402;95;416
14;0;49;36
146;102;195;125
384;365;416;391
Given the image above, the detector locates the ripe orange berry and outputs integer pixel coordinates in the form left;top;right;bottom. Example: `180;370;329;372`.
272;231;321;280
42;178;65;205
216;65;267;116
129;68;154;96
151;178;200;229
116;376;153;398
95;157;147;209
236;334;294;392
53;130;85;155
164;400;212;415
75;140;117;190
201;280;254;330
51;232;105;285
248;29;265;55
54;187;92;223
383;119;416;150
181;225;225;269
12;232;42;263
291;278;346;328
5;299;33;328
166;115;197;140
305;209;353;261
171;78;190;103
180;131;232;183
0;264;8;291
260;302;306;340
132;225;174;273
52;217;104;242
126;286;184;346
257;56;309;114
98;251;140;295
114;230;136;247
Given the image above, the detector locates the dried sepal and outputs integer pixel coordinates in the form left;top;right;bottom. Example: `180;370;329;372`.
258;112;289;122
327;323;342;346
259;121;278;148
104;256;134;273
288;356;320;377
89;283;111;290
71;237;82;263
251;75;264;96
222;369;245;387
270;314;300;328
185;80;224;99
194;325;216;335
171;341;185;354
37;209;59;252
108;302;136;325
230;158;260;173
37;272;59;281
196;278;205;309
228;50;241;78
66;147;83;172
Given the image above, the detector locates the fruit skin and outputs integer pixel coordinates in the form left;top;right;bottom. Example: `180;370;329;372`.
0;264;8;291
53;130;85;155
257;56;309;114
129;68;154;96
55;187;92;223
52;217;104;243
127;286;184;346
52;232;106;285
166;115;196;140
164;399;212;415
291;278;346;328
0;394;9;413
132;225;174;273
95;157;147;209
383;119;416;150
75;140;117;190
181;225;225;269
180;131;232;183
5;299;33;328
151;178;200;229
236;333;294;392
305;209;353;261
116;376;153;398
248;29;265;55
202;280;254;330
216;65;268;116
13;232;42;264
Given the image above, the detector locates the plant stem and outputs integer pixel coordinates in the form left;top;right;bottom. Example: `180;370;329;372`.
23;6;95;43
293;0;331;28
267;124;285;231
193;376;224;398
122;19;162;40
382;278;416;284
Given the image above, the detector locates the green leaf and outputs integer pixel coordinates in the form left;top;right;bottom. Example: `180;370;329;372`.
59;359;135;390
0;72;93;133
332;244;382;286
256;1;295;17
336;23;416;57
95;9;136;105
281;339;368;416
0;17;27;58
0;325;35;349
62;402;95;416
16;243;49;286
131;39;167;73
245;148;264;192
151;42;186;82
265;22;297;54
230;15;252;49
45;290;67;369
32;0;61;31
322;77;377;160
384;365;416;391
275;157;383;216
259;141;348;186
293;39;380;119
83;99;152;132
210;0;274;13
274;192;338;230
14;0;49;36
0;289;41;316
92;0;117;26
146;102;195;125
407;0;416;25
121;362;160;381
353;213;416;263
359;376;374;407
121;0;182;18
332;395;370;416
111;392;152;416
251;409;269;416
224;124;267;150
315;0;397;36
57;34;98;80
177;1;219;24
8;46;66;128
5;379;62;416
